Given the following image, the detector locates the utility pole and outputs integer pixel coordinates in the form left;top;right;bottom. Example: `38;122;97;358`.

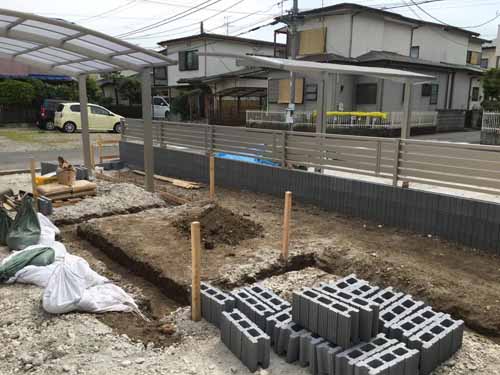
224;16;230;35
200;21;204;34
286;0;299;128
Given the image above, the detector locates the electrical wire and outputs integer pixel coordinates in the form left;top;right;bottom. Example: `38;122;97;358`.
79;0;139;22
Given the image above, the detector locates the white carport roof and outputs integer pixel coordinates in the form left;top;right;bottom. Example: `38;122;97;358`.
0;8;176;77
202;53;435;83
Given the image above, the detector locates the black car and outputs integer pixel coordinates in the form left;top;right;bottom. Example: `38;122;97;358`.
36;99;70;130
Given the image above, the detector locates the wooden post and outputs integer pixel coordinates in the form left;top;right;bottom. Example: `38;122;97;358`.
281;191;292;262
191;221;201;321
90;143;95;169
98;138;103;164
30;158;37;198
209;154;215;201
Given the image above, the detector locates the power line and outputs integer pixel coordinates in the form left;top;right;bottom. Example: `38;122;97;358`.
79;0;138;22
138;0;277;16
116;0;223;38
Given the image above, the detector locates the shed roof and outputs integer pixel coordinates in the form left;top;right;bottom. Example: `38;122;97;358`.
0;8;176;77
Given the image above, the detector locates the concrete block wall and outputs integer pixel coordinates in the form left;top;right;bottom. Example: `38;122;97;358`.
232;288;278;330
120;141;500;254
200;282;236;327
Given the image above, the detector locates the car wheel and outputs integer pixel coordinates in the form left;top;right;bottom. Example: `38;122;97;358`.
113;122;122;133
63;122;76;133
45;121;55;131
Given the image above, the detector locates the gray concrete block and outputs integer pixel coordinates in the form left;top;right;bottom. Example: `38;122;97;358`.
379;295;425;333
200;282;235;327
265;308;291;345
40;161;58;175
232;288;275;330
316;341;342;375
368;287;405;310
299;332;326;375
388;307;443;344
247;284;291;313
354;342;419;375
37;196;53;216
335;333;398;375
275;322;308;363
75;166;89;180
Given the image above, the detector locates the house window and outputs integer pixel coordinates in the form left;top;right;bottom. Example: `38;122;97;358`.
430;84;439;105
471;87;480;102
178;50;199;71
466;50;480;65
356;83;377;105
153;66;167;85
304;84;318;101
410;46;420;59
480;58;489;69
268;79;279;103
421;84;432;97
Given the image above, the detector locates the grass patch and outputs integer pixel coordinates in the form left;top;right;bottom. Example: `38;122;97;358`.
0;129;48;143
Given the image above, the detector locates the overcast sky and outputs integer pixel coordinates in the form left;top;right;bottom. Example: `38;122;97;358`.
1;0;498;49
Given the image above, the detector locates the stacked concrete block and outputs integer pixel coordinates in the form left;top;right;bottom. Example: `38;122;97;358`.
293;288;358;348
265;308;292;345
232;288;276;330
220;309;271;372
315;286;380;341
275;322;309;363
75;166;89;180
247;284;291;312
407;314;464;375
388;307;444;344
299;332;326;374
335;333;398;375
379;295;425;333
40;161;58;175
37;196;53;216
200;282;235;327
316;341;343;375
327;274;380;298
368;287;405;310
354;342;420;375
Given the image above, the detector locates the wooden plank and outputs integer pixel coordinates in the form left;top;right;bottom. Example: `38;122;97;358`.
132;170;201;189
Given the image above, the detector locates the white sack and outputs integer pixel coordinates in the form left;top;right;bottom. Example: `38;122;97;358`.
77;283;139;313
37;213;60;247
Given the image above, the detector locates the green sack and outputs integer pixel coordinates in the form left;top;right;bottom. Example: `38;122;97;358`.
6;196;41;251
0;208;12;246
0;247;55;282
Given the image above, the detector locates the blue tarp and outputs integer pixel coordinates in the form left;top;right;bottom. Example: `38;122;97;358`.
215;153;280;167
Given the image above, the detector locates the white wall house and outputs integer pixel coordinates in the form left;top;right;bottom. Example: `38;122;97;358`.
481;25;499;69
268;3;488;113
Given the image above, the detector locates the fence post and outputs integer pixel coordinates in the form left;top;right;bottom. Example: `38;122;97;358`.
281;130;287;167
272;132;277;161
209;125;214;153
392;139;401;187
281;191;292;263
209;154;215;201
375;140;382;176
160;122;165;149
191;221;201;321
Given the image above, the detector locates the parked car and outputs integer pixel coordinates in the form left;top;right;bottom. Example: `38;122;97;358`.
153;96;170;119
54;103;124;133
36;99;70;130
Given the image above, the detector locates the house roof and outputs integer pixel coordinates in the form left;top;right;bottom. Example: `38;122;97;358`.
298;53;356;64
178;67;268;85
483;38;497;49
0;8;176;77
158;32;283;48
277;3;480;38
356;50;486;74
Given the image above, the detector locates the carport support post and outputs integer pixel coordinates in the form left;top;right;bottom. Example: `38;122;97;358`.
141;68;155;192
78;74;92;174
401;80;412;139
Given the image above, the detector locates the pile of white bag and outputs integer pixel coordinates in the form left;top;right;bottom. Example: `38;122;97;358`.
2;213;141;315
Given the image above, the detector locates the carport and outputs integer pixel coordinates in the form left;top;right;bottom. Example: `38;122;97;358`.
0;8;176;192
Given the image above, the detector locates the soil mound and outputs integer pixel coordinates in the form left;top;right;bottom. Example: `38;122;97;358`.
173;205;263;248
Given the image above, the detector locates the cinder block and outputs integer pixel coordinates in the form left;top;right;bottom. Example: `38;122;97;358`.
201;282;235;327
299;332;326;374
368;287;405;310
265;308;291;345
220;308;270;373
37;196;53;216
316;341;342;375
40;161;58;175
379;295;425;333
388;307;443;343
354;342;420;375
247;284;291;313
275;322;308;363
232;288;275;330
335;333;398;375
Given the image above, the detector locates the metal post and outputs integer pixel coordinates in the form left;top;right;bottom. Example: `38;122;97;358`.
316;74;326;133
141;68;154;192
401;80;412;139
287;0;299;119
392;139;401;187
78;74;92;174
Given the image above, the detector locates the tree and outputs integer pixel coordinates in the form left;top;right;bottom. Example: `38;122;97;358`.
481;68;500;111
0;80;36;105
118;77;141;104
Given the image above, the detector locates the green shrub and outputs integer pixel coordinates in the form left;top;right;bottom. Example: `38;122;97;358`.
0;80;35;105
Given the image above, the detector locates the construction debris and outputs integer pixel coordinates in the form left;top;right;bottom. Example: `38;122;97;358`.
132;170;202;189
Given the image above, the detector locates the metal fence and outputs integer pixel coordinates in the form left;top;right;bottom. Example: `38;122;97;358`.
482;112;500;132
246;110;437;130
123;119;500;195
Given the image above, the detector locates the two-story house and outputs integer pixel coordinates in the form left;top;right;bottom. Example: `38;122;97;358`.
157;33;284;123
269;3;487;114
481;25;499;69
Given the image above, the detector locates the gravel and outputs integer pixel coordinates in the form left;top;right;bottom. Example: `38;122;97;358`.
51;182;167;225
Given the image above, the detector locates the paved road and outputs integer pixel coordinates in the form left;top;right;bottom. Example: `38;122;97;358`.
0;146;119;171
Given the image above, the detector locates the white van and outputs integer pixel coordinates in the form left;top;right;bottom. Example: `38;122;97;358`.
153;96;170;119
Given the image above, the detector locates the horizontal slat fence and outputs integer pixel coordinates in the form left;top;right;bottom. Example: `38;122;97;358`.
123;119;500;196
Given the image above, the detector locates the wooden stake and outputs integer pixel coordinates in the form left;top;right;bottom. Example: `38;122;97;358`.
90;143;95;169
191;221;201;321
281;191;292;262
30;158;37;198
98;137;103;164
209;154;215;201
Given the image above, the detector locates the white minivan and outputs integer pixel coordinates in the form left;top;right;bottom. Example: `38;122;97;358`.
153;96;170;119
